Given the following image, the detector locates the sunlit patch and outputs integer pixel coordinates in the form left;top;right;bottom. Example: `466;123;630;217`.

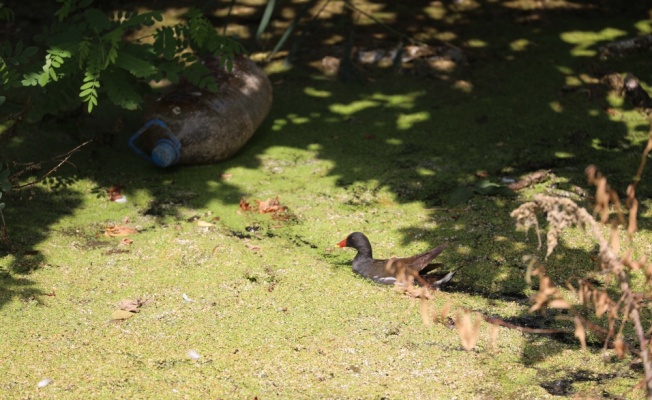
556;66;574;74
549;100;563;112
555;151;575;159
453;80;473;93
329;100;379;115
304;87;332;98
272;118;287;131
416;167;435;177
435;31;457;42
465;39;488;48
634;20;652;34
397;112;429;130
289;116;310;124
370;92;423;109
560;28;627;57
424;3;447;20
510;39;530;51
564;76;582;86
385;138;403;145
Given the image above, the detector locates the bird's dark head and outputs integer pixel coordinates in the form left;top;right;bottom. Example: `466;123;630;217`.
337;232;371;252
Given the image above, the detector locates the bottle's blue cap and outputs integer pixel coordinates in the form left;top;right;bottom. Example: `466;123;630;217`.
151;139;180;167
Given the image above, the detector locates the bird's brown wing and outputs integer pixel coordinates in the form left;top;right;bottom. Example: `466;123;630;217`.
404;243;448;272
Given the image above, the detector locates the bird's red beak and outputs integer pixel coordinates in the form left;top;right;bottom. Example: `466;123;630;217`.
337;238;347;248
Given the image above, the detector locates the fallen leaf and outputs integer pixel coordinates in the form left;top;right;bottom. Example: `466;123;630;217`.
196;220;214;227
239;198;253;212
240;196;294;222
221;173;233;180
256;196;287;214
246;244;262;251
119;238;133;246
118;299;141;313
111;309;135;320
104;225;138;237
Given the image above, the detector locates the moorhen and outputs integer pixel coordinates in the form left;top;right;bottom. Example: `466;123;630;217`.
337;232;458;287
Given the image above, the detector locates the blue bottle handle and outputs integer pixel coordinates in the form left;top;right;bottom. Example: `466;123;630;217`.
129;119;181;167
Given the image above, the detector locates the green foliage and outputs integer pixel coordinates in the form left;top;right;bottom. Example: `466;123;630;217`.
0;2;244;122
0;3;14;22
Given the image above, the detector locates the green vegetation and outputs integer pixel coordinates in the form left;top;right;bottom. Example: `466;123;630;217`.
1;0;652;398
0;1;242;122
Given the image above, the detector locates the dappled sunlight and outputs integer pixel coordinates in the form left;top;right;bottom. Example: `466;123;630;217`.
465;38;488;48
303;86;331;98
3;0;652;396
548;100;563;113
397;111;430;130
329;99;380;115
509;38;531;52
560;28;628;56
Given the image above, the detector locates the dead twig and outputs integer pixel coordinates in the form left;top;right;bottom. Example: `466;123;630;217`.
11;140;92;189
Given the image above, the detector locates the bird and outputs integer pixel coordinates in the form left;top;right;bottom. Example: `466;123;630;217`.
337;232;459;287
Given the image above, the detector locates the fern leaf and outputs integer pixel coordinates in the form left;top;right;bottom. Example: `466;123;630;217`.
105;68;143;110
114;51;157;78
79;70;100;113
0;4;14;22
84;8;111;32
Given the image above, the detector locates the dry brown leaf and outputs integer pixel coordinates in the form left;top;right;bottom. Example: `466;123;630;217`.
239;198;253;212
548;299;571;309
419;296;432;326
439;300;451;325
256;196;287;214
609;221;619;253
246;244;261;251
119;238;133;246
489;324;499;351
593;291;610;318
614;336;626;359
456;310;481;351
573;316;587;350
104;225;138;237
118;299;141;313
627;191;638;234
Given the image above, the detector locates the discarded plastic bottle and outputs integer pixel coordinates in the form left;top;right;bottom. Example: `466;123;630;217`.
129;56;273;167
